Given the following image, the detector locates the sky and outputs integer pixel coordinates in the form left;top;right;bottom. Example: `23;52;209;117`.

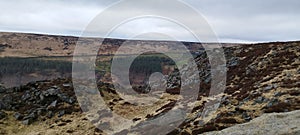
0;0;299;43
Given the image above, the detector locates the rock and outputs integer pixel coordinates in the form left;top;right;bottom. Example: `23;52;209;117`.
204;74;212;84
47;100;57;110
62;83;71;87
264;86;272;91
0;85;6;93
1;95;13;109
227;57;239;67
57;122;67;126
133;118;141;122
36;108;47;116
58;110;65;117
255;96;265;104
284;99;291;104
14;112;23;120
39;94;45;101
274;92;282;97
0;101;5;110
57;94;74;104
242;112;251;121
43;88;59;96
202;110;300;135
51;86;59;89
0;111;7;119
246;65;257;75
66;130;74;133
22;119;33;125
266;98;279;108
21;92;31;101
263;84;277;91
23;112;37;120
47;111;54;118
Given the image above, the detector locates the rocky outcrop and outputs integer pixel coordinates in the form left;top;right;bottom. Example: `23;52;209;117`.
202;110;300;135
0;79;80;125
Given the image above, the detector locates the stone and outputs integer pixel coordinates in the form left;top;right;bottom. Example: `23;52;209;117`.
47;100;57;110
21;92;31;101
227;57;239;67
47;88;59;96
266;98;279;108
47;111;54;118
264;85;274;91
0;85;6;93
0;101;5;110
22;119;33;125
23;112;37;120
62;83;71;87
58;110;65;117
0;111;7;119
14;112;23;120
51;86;59;89
242;112;251;121
36;108;47;116
57;122;67;126
274;92;282;97
255;96;265;104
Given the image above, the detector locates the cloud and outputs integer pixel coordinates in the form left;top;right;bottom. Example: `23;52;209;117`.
0;0;299;43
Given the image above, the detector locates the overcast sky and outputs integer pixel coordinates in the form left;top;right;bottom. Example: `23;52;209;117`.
0;0;299;43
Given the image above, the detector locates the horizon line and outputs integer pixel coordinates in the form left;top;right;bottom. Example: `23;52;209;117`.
1;30;299;45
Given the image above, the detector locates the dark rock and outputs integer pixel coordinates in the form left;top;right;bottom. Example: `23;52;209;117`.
23;112;37;120
58;110;65;117
255;96;265;104
51;86;59;89
266;98;279;108
57;122;67;126
264;84;277;91
246;65;257;75
47;111;54;118
204;74;212;84
2;95;13;104
0;101;5;110
22;119;33;125
36;108;47;116
1;95;13;109
0;111;7;119
133;118;141;122
43;88;59;96
0;85;6;93
266;102;273;108
242;112;252;121
227;57;239;67
14;112;23;120
67;97;76;104
21;92;31;101
66;130;74;133
57;94;74;104
274;92;282;97
263;98;269;103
